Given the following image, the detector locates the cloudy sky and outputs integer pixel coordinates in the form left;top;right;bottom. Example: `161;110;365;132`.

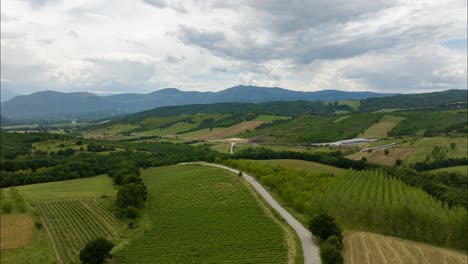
1;0;467;95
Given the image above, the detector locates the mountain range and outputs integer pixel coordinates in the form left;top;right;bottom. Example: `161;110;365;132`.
1;85;391;120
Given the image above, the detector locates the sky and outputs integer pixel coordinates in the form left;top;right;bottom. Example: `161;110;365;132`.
1;0;467;95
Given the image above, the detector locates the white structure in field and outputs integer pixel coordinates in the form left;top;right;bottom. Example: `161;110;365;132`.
311;138;377;147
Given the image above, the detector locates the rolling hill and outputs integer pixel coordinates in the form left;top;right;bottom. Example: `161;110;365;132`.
1;86;390;120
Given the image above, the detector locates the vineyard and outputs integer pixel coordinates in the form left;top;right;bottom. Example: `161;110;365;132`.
325;170;468;250
35;199;124;263
114;165;289;263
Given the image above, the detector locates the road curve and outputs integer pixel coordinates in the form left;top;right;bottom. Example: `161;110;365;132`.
189;163;321;264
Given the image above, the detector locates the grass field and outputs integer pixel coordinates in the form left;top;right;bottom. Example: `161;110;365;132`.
13;175;116;201
209;142;231;154
430;165;468;176
253;115;290;122
339;100;360;110
84;124;140;138
359;115;405;138
114;165;290;263
32;140;88;153
0;217;55;264
250;159;347;175
136;122;197;136
344;232;468;264
193;121;264;140
0;214;34;249
36;199;125;263
348;136;467;166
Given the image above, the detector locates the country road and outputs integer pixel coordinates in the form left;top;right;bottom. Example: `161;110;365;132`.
185;163;321;264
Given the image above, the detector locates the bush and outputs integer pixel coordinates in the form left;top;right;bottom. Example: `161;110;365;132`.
320;242;344;264
325;235;343;250
79;238;114;264
308;214;342;241
116;206;139;219
395;159;403;166
1;202;13;214
35;221;43;229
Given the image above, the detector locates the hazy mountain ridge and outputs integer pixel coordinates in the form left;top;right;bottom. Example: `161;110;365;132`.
1;85;391;120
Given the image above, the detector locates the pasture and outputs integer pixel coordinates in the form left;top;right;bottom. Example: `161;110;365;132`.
359;115;405;138
344;232;468;264
249;159;347;175
13;175;115;201
253;115;290;122
114;165;290;263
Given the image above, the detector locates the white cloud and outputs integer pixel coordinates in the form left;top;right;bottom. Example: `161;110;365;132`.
0;0;466;94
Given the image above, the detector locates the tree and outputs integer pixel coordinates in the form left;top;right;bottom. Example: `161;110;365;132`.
450;142;456;150
79;238;114;264
308;214;342;241
238;171;243;177
320;242;343;264
384;149;389;155
116;183;147;209
395;159;403;166
76;140;83;146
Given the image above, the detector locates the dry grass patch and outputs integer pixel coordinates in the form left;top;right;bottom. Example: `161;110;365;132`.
197;121;264;140
359;115;405;138
347;148;412;166
344;232;468;264
0;214;34;249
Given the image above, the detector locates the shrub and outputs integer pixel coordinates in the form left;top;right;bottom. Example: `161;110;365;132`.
320;242;344;264
116;206;139;219
395;159;403;166
79;238;114;264
308;214;342;241
1;202;13;214
35;221;43;229
325;235;343;250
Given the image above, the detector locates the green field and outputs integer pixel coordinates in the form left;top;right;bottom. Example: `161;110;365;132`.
244;113;382;144
250;159;347;175
0;216;55;264
13;175;116;201
430;165;468;176
253;115;290;122
114;165;290;263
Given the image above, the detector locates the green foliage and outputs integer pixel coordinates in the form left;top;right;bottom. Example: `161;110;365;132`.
360;89;467;112
244;113;382;144
319;242;343;264
79;238;114;264
1;201;13;213
325;235;343;251
388;110;467;137
308;214;342;241
116;183;147;209
325;170;468;250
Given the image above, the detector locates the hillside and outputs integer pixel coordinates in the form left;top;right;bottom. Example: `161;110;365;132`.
360;89;467;112
1;86;390;120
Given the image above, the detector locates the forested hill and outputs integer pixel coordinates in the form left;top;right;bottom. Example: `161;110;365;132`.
1;86;389;121
360;89;467;112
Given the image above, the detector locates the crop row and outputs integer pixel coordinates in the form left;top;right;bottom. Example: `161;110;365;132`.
36;199;123;264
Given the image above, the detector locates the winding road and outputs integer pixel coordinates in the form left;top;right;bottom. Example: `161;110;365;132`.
185;163;321;264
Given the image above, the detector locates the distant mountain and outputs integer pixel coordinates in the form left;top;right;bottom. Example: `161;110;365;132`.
1;88;20;102
1;91;129;120
1;86;392;120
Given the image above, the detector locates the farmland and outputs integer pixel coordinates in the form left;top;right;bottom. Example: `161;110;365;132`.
36;199;125;263
13;175;116;201
114;165;291;263
246;159;347;175
0;214;34;249
359;115;405;138
344;232;468;264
